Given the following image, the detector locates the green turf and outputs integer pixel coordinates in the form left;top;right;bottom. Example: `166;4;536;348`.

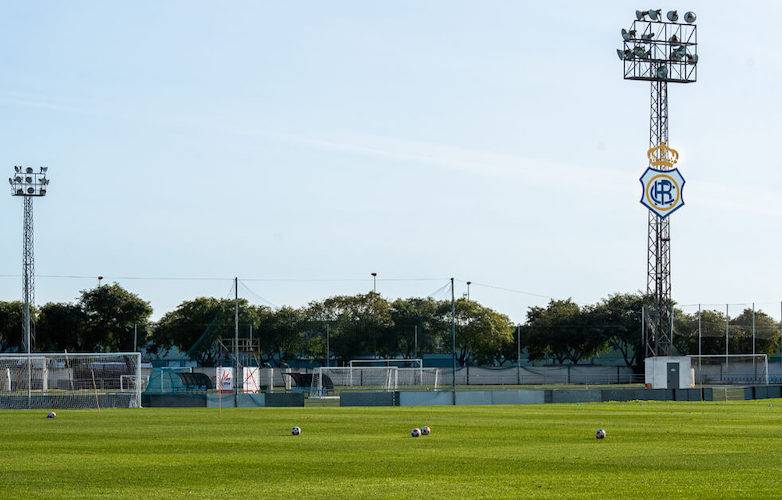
1;400;781;498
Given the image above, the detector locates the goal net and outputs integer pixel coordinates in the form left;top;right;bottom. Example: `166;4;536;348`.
690;354;768;385
0;352;142;409
310;366;440;396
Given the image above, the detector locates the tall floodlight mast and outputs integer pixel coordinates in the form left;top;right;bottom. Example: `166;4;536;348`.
617;10;697;357
8;166;50;356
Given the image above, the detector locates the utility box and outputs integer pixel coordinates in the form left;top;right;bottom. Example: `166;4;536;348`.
645;356;694;389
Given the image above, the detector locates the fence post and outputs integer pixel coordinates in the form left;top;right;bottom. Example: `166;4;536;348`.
698;304;702;387
725;304;730;369
516;325;521;385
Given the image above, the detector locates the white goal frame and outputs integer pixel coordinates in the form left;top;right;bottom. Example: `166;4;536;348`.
310;366;440;397
0;352;142;409
689;354;769;385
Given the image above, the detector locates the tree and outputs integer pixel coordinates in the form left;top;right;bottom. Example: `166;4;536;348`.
524;299;609;365
79;283;153;352
255;306;307;366
304;293;393;363
593;293;653;370
449;298;515;366
0;301;25;352
36;302;87;352
152;297;262;366
388;297;447;358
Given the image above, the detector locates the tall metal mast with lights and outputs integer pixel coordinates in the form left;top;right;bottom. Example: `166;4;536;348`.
8;165;50;355
618;9;698;357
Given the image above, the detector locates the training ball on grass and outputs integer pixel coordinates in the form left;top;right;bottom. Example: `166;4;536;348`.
411;428;421;438
291;426;301;436
595;428;606;440
421;426;431;436
46;411;56;419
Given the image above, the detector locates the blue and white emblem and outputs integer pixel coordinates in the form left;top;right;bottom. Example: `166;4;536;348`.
639;167;685;218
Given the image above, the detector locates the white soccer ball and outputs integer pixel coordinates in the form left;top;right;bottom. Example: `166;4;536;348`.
595;428;606;440
291;426;301;436
411;428;421;438
46;411;56;419
421;426;431;436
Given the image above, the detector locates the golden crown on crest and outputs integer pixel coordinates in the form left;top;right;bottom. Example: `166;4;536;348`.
647;142;679;168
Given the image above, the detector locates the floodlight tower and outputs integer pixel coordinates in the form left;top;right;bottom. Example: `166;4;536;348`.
8;166;50;355
617;9;697;357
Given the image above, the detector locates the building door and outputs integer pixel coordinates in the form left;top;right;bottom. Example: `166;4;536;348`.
667;362;680;389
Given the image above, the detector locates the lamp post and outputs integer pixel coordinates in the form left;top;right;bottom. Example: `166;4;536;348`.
371;272;377;294
8;166;50;357
466;281;472;301
617;9;698;357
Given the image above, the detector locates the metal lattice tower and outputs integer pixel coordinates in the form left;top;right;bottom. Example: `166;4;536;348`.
646;80;671;356
618;9;697;357
8;166;50;355
22;196;35;352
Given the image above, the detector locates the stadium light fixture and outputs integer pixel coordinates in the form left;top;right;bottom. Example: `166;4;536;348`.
648;9;662;21
684;11;696;23
666;10;679;22
636;10;648;20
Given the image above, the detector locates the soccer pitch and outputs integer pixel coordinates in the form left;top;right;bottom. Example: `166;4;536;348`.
1;401;781;498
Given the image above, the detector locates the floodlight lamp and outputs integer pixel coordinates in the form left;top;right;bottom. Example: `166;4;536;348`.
616;49;625;60
40;167;47;173
14;166;20;173
25;167;32;174
633;46;646;57
25;176;32;183
636;10;648;20
621;28;635;41
684;11;696;23
666;10;678;22
686;53;698;64
669;34;678;43
40;189;46;195
655;65;668;79
648;9;661;21
7;178;11;185
26;187;34;194
16;188;22;195
641;32;654;41
14;176;21;182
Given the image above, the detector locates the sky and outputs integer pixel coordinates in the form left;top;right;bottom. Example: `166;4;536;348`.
1;1;781;322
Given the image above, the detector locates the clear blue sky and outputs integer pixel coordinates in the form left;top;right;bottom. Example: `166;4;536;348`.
1;1;781;321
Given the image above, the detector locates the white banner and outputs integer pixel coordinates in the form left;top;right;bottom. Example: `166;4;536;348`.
243;367;260;393
216;367;233;391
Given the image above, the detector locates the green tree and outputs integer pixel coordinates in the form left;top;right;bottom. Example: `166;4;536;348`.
304;293;393;363
524;299;609;365
448;298;515;366
152;297;262;366
79;283;153;352
389;297;447;358
593;293;654;370
0;301;25;352
36;302;87;352
255;306;308;366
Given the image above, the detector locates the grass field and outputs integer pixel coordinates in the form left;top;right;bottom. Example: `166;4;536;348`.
1;400;782;498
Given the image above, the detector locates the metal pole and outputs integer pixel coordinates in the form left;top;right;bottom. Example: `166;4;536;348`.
725;304;729;369
23;197;33;407
133;323;138;352
450;277;457;405
641;306;645;361
752;302;756;380
325;323;330;368
670;304;674;354
516;325;521;385
414;325;418;358
698;304;702;387
234;277;239;406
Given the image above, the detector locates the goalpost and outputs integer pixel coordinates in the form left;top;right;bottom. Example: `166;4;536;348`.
310;366;440;397
0;353;142;409
689;354;768;386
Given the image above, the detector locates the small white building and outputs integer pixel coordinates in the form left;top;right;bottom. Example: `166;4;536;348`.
644;356;695;389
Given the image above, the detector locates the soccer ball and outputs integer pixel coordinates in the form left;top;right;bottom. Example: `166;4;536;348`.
421;426;431;436
411;428;421;438
291;426;301;436
595;428;606;440
46;411;56;419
